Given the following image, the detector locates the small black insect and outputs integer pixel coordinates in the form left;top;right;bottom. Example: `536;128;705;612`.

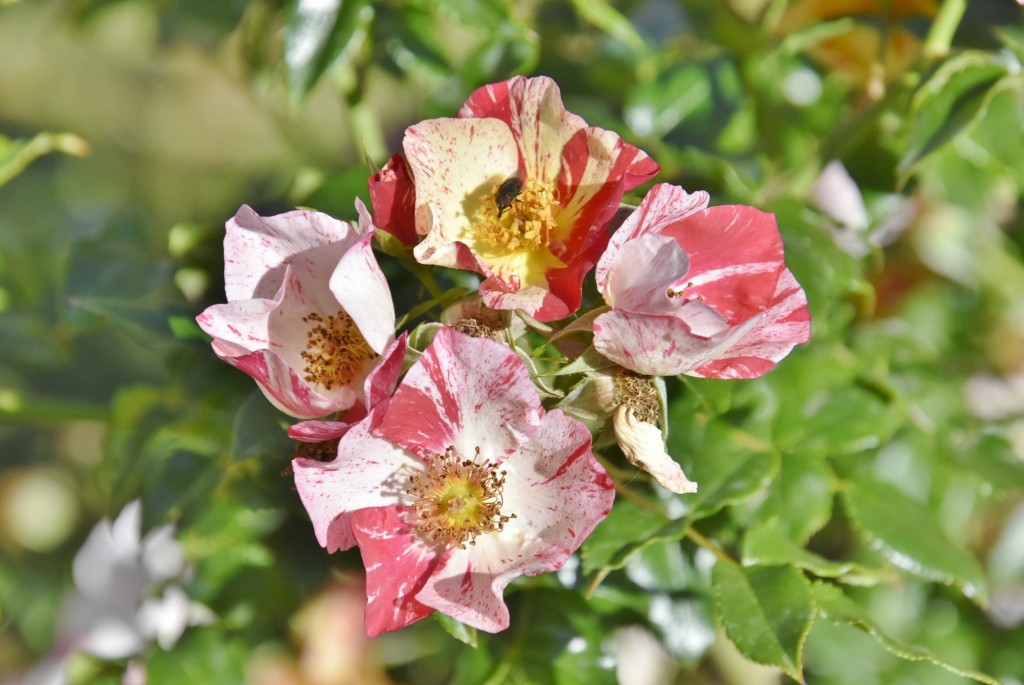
495;176;524;219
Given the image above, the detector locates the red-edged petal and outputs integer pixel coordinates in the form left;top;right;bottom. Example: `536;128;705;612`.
198;270;357;419
374;328;542;461
405;117;518;271
555;127;659;262
368;154;419;245
288;419;353;442
689;268;810;379
597;183;709;293
224;206;356;301
292;412;417;552
593;268;810;378
350;507;440;636
364;332;409;410
457;75;588;184
662;205;787;326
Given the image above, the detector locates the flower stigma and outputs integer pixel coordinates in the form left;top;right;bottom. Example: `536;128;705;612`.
301;311;379;390
476;179;559;253
407;446;515;549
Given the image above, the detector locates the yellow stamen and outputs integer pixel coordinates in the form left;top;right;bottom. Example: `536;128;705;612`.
475;179;559;253
301;311;378;390
407;446;515;549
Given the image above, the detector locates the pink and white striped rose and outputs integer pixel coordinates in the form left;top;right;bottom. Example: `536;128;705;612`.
404;75;659;322
594;183;811;379
292;327;614;635
196;202;395;419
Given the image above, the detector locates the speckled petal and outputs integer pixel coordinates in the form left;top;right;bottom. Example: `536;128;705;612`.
199;265;357;419
594;268;810;378
689;268;811;379
292;410;419;552
457;75;587;184
223;206;356;301
600;233;690;314
660;204;787;326
555;127;660;262
374;328;542;461
596;183;709;293
350;507;440;636
405;117;519;269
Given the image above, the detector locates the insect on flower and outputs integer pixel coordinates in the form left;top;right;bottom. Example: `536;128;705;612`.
495;175;523;219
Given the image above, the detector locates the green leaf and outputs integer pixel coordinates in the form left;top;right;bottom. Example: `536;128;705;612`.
712;562;815;682
625;539;693;592
147;627;247;685
841;475;987;603
580;498;667;575
568;0;647;54
434;612;479;647
774;384;904;457
898;52;1009;180
230;390;292;462
680;424;780;519
754;450;835;543
496;588;615;684
283;0;373;101
811;582;1003;685
742;519;890;586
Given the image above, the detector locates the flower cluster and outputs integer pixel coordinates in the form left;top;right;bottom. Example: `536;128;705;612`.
198;75;811;635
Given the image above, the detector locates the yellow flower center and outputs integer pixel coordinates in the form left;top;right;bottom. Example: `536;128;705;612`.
300;310;378;391
407;446;515;549
476;178;559;253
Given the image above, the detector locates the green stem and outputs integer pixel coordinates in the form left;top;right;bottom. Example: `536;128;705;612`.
685;525;736;565
923;0;967;60
0;132;90;188
593;452;663;516
0;389;109;424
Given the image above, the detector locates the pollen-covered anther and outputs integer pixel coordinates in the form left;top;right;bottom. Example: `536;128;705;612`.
475;179;558;253
407;446;515;549
666;281;696;299
613;371;660;426
300;311;379;390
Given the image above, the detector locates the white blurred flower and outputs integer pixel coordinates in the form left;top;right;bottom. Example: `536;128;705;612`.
8;500;212;685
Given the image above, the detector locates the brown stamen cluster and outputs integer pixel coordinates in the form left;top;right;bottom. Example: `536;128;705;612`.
293;437;340;462
476;179;558;252
613;372;660;426
407;446;515;549
451;317;498;339
301;311;378;390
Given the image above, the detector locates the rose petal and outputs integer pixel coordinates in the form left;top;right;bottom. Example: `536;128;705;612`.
330;230;396;354
613;406;697;494
224;206;356;302
368;154;419;245
374;328;542;461
293;413;418;552
405;117;519;269
597;183;709;293
350;507;440;636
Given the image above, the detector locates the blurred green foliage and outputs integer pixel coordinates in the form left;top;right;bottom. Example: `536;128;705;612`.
2;0;1024;683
